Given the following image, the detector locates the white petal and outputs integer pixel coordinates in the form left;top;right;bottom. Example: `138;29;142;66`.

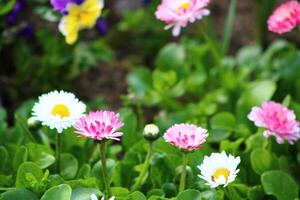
172;24;181;37
91;194;98;200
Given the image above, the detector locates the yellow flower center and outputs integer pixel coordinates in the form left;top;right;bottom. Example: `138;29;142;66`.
51;104;70;118
212;168;230;182
180;2;191;10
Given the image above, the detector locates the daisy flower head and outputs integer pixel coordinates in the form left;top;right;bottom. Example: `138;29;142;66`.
163;123;208;151
74;110;124;141
267;0;300;34
155;0;210;36
248;101;300;144
198;151;240;188
32;90;86;133
58;0;104;44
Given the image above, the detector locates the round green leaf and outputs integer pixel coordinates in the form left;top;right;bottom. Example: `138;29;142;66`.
210;112;236;131
26;143;55;169
40;184;72;200
248;185;265;200
71;187;101;200
1;188;38;200
146;189;165;198
176;189;201;200
127;191;147;200
111;187;129;198
16;162;43;189
155;43;186;74
261;170;298;200
250;148;278;175
236;80;276;123
13;146;28;172
60;153;78;180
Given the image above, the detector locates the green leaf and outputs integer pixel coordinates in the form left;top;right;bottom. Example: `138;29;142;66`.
0;175;13;187
15;161;48;196
261;170;298;200
66;177;98;188
111;187;129;199
162;183;177;198
210;112;236;131
220;138;244;154
227;184;249;200
71;187;101;200
91;159;116;189
40;184;72;200
127;191;147;200
16;162;43;189
250;148;278;175
118;108;139;150
146;189;165;198
200;189;224;200
1;188;38;200
236;80;276;123
209;112;236;142
26;143;55;169
127;67;152;99
77;164;91;179
248;185;265;200
60;153;78;180
245;131;266;152
13;146;28;172
14;114;36;143
176;189;201;200
0;0;16;15
155;43;186;75
0;146;8;173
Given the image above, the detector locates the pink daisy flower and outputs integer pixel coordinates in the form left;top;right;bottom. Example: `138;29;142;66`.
267;0;300;34
74;110;124;141
163;123;208;151
155;0;210;36
248;101;300;144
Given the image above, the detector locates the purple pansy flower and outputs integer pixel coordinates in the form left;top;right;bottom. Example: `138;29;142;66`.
18;23;34;39
6;0;26;25
141;0;151;6
95;18;108;36
50;0;84;13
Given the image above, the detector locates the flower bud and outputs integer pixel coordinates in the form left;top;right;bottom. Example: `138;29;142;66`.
27;117;38;128
143;124;160;141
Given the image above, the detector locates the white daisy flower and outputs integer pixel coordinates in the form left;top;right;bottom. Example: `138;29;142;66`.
32;90;86;133
197;151;240;188
90;194;115;200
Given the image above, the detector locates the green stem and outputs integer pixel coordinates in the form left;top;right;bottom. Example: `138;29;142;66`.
199;23;221;64
131;142;153;191
221;0;237;55
99;141;111;199
136;100;145;130
55;133;61;173
0;187;15;191
179;153;188;192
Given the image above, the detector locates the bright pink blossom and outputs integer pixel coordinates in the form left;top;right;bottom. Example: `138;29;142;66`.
248;101;300;144
163;123;208;151
267;0;300;34
74;111;124;141
155;0;210;36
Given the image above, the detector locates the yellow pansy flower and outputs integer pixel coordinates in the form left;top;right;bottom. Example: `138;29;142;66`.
59;0;104;44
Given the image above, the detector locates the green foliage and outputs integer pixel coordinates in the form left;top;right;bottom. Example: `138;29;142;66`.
40;184;72;200
1;1;300;199
261;170;299;200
